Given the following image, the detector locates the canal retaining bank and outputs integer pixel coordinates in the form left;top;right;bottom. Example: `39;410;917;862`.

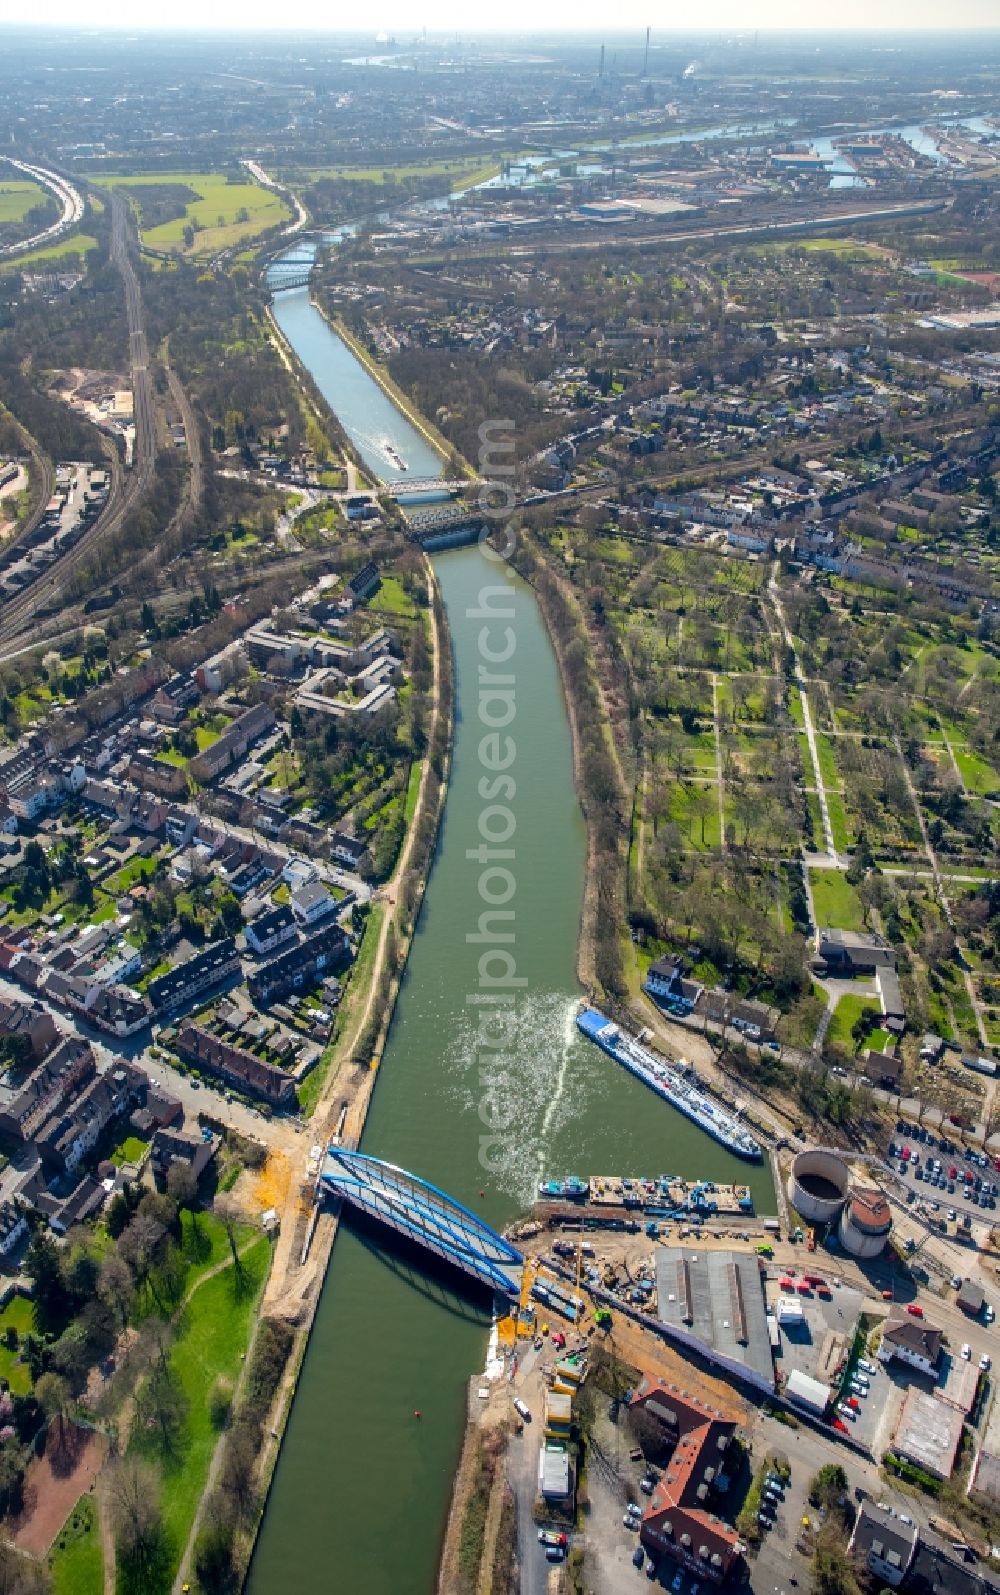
508;530;632;998
317;303;472;479
264;299;369;487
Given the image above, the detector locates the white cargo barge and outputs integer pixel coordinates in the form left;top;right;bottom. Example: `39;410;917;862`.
576;1007;762;1161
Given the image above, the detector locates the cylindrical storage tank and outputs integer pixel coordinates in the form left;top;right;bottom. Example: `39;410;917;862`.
839;1187;892;1259
788;1149;850;1225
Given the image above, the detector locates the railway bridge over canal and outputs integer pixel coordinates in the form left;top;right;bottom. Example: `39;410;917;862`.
319;1148;524;1299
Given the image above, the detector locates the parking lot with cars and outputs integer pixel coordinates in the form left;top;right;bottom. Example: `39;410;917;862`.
890;1122;1000;1219
748;1409;938;1595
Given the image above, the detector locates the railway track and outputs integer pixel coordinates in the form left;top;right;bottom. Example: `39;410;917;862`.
0;434;53;562
0;189;157;645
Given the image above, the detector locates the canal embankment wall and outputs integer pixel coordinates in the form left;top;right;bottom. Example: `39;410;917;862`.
506;529;633;1000
264;299;370;487
311;298;475;480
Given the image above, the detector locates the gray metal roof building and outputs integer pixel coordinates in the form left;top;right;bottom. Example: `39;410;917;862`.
654;1247;774;1392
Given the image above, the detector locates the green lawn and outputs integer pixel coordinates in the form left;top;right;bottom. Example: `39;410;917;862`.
0;178;48;228
815;733;842;791
104;855;160;894
110;1134;149;1167
297;907;382;1117
370;575;417;618
48;1493;102;1595
826;792;854;853
138;958;172;990
809;869;866;932
679;728;720;771
302;157;501;187
0;232;98;272
0;1295;36;1393
130;1233;269;1577
403;760;422;826
954;747;999;798
668;781;722;851
297;1043;337;1118
827;993;883;1050
103;171;290;258
178;1209;255;1292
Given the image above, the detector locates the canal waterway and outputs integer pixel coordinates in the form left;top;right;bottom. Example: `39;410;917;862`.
271;282;442;483
248;281;775;1595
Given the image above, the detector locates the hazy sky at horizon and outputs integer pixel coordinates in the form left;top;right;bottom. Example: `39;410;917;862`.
1;5;1000;33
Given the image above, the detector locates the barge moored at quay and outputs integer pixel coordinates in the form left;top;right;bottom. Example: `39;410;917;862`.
537;1174;755;1217
576;1008;763;1161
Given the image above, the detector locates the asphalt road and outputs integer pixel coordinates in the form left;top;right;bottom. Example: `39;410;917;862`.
0;156;84;260
0;970;302;1156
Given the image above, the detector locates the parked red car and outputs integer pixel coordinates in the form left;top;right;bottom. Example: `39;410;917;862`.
906;1304;924;1318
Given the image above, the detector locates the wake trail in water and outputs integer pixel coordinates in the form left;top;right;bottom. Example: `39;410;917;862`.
448;990;585;1205
537;997;580;1170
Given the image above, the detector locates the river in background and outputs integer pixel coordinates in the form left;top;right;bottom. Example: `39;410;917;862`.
248;256;775;1595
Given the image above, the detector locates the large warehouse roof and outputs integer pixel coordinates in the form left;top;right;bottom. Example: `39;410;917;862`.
655;1247;774;1390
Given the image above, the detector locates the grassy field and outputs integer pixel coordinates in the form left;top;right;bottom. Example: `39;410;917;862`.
297;908;383;1116
826;792;854;853
48;1494;102;1595
104;854;160;894
827;993;884;1050
955;746;999;798
103;171;290;258
110;1134;149;1167
0;178;48;229
0;232;98;272
815;733;842;791
302;158;501;189
403;759;422;826
809;869;866;932
370;574;418;618
750;237;884;260
130;1232;269;1576
0;1294;35;1394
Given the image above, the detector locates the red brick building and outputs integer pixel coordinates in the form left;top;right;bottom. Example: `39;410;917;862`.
629;1377;744;1586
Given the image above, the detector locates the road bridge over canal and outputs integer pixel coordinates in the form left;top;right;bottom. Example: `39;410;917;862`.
319;1148;523;1299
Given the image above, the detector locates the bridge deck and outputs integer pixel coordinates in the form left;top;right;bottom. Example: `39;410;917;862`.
320;1148;523;1298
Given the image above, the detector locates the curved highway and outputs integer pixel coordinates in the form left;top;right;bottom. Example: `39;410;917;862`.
0;190;157;649
242;158;307;237
0;156;84;260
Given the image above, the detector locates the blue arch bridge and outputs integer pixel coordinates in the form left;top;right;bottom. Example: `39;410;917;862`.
319;1149;524;1300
